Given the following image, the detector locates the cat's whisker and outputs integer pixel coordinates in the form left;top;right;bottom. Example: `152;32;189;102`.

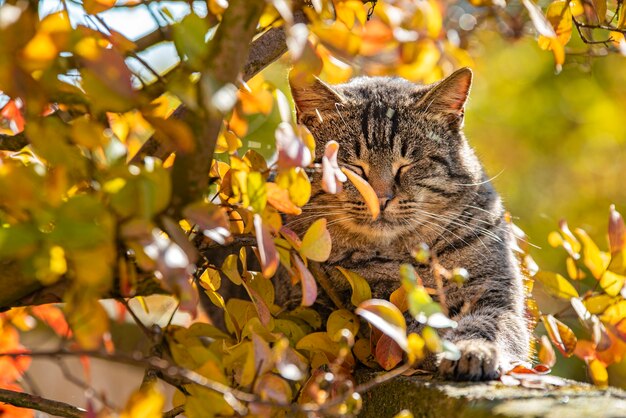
450;169;505;187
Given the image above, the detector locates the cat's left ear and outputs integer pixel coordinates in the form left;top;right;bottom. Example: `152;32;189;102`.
415;67;472;119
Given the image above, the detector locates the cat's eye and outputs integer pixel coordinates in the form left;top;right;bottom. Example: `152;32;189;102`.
344;164;367;179
395;164;414;183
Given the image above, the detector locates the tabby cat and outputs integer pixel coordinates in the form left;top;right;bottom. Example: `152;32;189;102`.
284;68;530;381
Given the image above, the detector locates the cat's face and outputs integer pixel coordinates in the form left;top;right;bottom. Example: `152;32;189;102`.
290;69;483;243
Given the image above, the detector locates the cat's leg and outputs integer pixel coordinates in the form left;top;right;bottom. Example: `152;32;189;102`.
438;306;529;381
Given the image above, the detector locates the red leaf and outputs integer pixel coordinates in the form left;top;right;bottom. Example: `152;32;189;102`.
374;333;403;370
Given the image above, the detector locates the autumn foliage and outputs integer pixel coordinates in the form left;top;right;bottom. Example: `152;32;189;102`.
1;0;626;417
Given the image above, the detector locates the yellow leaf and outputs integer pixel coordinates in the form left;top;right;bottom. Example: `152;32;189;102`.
600;300;626;325
120;385;165;418
576;228;608;280
341;167;380;220
587;358;608;387
300;218;332;262
66;297;109;350
336;266;372;306
407;333;425;364
584;294;616;314
326;309;359;341
599;270;626;297
591;0;606;22
535;271;579;299
356;299;407;350
222;254;242;285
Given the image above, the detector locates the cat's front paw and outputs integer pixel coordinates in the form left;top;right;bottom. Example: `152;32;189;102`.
438;339;501;381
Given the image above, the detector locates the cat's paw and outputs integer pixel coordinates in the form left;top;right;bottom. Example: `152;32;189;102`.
438;339;501;381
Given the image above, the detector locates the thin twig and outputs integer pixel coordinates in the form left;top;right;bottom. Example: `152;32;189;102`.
163;405;185;418
0;387;86;418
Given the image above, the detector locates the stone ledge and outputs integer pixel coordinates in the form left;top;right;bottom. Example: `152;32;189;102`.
358;372;626;418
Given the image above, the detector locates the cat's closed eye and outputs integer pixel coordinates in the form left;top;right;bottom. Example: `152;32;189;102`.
344;163;368;179
394;163;415;183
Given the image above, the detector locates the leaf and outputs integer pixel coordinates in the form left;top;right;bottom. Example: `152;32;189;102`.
407;333;425;364
66;297;109;350
120;384;165;418
591;0;606;22
390;286;409;313
145;116;195;154
356;299;408;350
292;253;318;307
300;218;332;262
183;202;231;245
336;266;372;306
276;122;312;169
609;205;626;254
539;335;556;367
222;254;242;285
587;358;608;387
341;167;380;220
253;214;279;278
321;141;347;194
521;0;557;38
584;294;615;314
375;333;404;370
326;309;360;341
535;271;579;299
247;172;267;213
83;0;116;14
599;270;626;297
600;300;626;325
172;13;210;70
575;228;608;279
266;183;302;215
542;314;577;357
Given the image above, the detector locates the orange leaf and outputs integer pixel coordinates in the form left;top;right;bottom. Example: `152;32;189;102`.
341;167;380;220
538;335;556;367
266;183;302;215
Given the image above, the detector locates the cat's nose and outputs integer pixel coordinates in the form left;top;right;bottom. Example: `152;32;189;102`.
379;195;393;211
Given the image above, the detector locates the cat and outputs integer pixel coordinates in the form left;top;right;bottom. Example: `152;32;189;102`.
283;68;530;381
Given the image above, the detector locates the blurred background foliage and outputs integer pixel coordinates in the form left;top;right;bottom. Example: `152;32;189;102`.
2;0;626;415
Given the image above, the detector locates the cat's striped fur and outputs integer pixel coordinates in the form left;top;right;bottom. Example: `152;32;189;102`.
286;68;530;381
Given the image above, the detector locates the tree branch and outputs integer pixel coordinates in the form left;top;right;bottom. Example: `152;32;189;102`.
0;388;86;418
169;0;266;213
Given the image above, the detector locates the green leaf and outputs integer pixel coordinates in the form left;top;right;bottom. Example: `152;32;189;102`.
535;271;579;299
300;218;332;262
356;299;407;350
172;13;210;70
336;266;372;306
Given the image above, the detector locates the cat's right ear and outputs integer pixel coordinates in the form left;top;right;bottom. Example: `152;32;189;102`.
289;75;346;124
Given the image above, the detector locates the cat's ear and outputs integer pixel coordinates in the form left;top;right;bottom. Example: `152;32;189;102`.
415;67;472;118
289;75;346;123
